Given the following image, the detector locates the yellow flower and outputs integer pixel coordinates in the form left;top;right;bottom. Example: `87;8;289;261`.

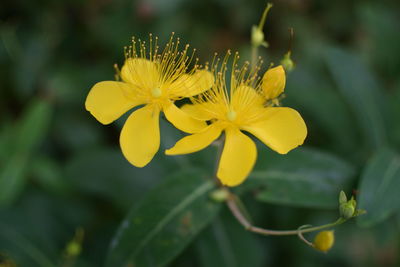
85;34;213;167
166;52;307;186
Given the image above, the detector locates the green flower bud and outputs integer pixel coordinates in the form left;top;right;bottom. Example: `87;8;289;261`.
349;196;357;208
280;52;295;72
64;227;84;258
340;202;355;219
339;190;347;204
338;192;357;219
66;241;81;257
251;3;273;47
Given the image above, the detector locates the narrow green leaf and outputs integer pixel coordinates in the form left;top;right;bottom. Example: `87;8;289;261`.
357;3;400;78
390;81;400;148
31;157;70;195
357;149;400;227
0;223;55;267
324;46;388;149
0;121;15;162
105;169;221;267
243;147;354;208
0;99;52;206
13;37;50;99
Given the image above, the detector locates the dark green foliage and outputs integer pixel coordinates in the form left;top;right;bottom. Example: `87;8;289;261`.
106;169;221;267
246;147;355;208
357;149;400;227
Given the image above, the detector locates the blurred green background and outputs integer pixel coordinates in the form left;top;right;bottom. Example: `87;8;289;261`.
1;0;400;266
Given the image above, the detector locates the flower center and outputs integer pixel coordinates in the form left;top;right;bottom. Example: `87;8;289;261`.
227;110;237;121
151;87;162;98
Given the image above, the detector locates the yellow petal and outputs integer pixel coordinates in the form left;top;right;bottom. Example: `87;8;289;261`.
262;65;286;99
85;81;142;124
242;107;307;154
121;58;159;88
163;102;207;133
120;105;160;167
217;128;257;187
232;85;264;107
181;103;215;121
169;70;214;97
165;123;223;155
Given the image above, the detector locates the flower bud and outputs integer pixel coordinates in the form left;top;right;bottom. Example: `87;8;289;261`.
340;202;355;219
339;190;347;204
251;3;273;47
64;228;84;258
313;230;334;252
349;196;357;207
262;65;286;100
66;241;81;257
339;195;357;219
280;52;295;72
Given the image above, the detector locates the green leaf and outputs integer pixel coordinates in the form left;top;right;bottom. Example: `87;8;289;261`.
0;99;52;206
0;121;15;163
243;147;355;208
105;169;221;267
357;149;400;227
286;67;359;156
64;148;173;211
390;81;400;149
324;46;388;149
0;222;55;267
13;36;50;99
31;157;70;195
194;209;266;267
357;3;400;79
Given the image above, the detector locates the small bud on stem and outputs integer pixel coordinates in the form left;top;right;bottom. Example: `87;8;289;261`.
313;231;335;253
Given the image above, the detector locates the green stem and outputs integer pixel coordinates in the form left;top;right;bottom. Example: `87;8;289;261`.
231;193;253;224
297;226;315;247
257;3;273;31
226;191;347;236
251;45;258;68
